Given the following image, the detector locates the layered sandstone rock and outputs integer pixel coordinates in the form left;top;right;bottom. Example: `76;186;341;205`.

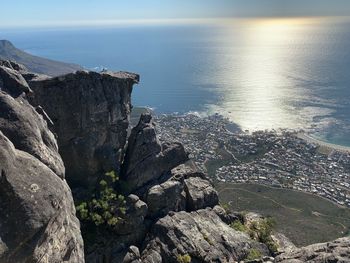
29;70;139;188
121;113;188;193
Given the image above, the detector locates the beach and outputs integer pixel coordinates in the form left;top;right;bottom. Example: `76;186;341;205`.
298;133;350;154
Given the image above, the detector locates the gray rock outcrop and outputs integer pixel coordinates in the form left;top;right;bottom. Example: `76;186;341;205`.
28;70;139;188
0;59;28;73
0;90;65;178
121;113;188;193
123;246;142;263
85;194;148;263
0;63;32;97
145;164;219;218
146;179;186;218
275;237;350;263
184;176;219;211
0;61;84;262
140;208;270;262
212;205;241;225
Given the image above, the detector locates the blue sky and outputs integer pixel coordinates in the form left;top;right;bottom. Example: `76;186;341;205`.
1;0;350;27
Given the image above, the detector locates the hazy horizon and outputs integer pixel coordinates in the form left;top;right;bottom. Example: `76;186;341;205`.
1;0;350;28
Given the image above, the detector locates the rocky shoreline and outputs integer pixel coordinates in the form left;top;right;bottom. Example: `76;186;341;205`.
1;60;350;262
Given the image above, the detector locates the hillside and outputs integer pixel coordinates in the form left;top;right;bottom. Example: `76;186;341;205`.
217;183;350;246
0;39;83;76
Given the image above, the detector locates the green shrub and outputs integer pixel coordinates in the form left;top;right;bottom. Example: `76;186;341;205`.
248;217;278;253
177;254;191;263
220;202;230;213
245;248;262;261
76;171;126;228
230;220;248;232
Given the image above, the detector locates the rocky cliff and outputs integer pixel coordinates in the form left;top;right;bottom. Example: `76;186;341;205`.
1;58;350;263
0;60;84;262
28;70;139;189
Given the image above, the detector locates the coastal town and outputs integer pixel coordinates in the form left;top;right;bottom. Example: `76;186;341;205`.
154;113;350;208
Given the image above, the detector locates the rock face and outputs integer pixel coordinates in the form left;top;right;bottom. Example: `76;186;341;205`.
0;63;32;97
123;246;142;263
0;90;65;178
184;176;219;211
85;195;148;263
0;59;28;73
140;208;269;262
146;179;186;219
146;164;219;219
0;61;84;262
275;237;350;263
29;70;139;188
121;113;188;193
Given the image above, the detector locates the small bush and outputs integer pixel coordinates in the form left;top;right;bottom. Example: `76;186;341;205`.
220;202;230;213
76;171;126;228
177;254;191;263
230;220;248;232
248;217;278;253
245;248;262;261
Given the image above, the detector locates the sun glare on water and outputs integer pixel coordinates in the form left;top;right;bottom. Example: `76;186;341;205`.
206;17;329;131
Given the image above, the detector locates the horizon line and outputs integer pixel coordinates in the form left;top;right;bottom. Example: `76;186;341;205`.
1;16;349;30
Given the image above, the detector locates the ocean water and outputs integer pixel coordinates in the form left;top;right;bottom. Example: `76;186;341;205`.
2;17;350;146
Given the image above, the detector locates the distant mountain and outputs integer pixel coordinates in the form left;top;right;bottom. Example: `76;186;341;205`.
0;39;83;76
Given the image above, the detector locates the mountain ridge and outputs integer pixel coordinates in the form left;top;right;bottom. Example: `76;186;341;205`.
0;39;83;76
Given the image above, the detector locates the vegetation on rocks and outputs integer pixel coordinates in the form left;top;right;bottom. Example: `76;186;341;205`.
245;248;263;261
76;171;126;228
230;220;248;232
229;217;278;254
248;217;278;253
177;254;191;263
220;202;231;213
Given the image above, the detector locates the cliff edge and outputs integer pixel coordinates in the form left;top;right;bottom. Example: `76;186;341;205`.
0;60;84;262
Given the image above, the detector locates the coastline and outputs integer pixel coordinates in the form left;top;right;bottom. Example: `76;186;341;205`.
132;106;350;154
297;132;350;154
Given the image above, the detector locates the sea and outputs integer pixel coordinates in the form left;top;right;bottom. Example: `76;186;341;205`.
1;17;350;146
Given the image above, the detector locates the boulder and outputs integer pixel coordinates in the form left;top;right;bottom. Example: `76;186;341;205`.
145;163;219;218
184;176;219;211
114;194;148;236
275;237;350;263
146;179;186;218
0;92;65;178
0;63;32;97
0;59;28;73
28;70;139;187
212;205;241;225
121;113;188;193
271;232;296;254
123;246;142;263
140;208;270;262
0;131;84;263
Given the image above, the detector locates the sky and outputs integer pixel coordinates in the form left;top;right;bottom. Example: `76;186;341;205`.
1;0;350;27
